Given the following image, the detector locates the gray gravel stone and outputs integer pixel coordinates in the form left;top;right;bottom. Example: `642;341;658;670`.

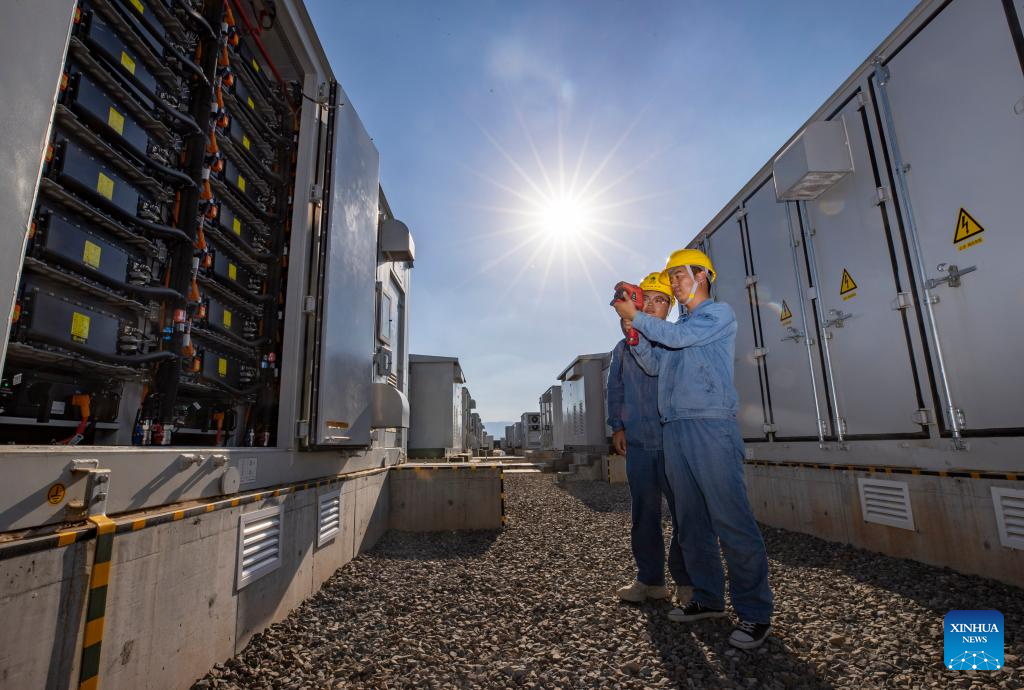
193;474;1024;689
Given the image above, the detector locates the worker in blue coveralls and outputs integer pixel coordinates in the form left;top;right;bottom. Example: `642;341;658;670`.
612;248;774;650
607;272;692;606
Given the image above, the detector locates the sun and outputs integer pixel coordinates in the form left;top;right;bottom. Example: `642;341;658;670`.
535;194;594;245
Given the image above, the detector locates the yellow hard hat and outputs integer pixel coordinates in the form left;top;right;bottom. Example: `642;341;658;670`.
639;272;675;306
662;248;716;283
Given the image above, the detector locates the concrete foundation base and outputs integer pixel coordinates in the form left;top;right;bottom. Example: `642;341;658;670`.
0;471;390;690
602;455;627;484
389;464;504;531
744;463;1024;588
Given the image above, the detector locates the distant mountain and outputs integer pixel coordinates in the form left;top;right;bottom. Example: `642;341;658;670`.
484;421;516;439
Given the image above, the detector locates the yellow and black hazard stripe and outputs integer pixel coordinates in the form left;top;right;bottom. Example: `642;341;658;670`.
78;514;115;690
499;470;507;527
744;460;1019;481
0;466;390;563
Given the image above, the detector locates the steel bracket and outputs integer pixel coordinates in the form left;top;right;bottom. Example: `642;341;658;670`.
68;464;111;518
891;292;913;310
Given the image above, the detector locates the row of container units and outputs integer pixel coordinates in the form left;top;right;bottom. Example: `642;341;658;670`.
407;354;491;457
504;352;613;456
688;0;1024;584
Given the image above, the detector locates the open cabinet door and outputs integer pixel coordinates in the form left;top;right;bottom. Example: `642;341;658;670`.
308;81;379;446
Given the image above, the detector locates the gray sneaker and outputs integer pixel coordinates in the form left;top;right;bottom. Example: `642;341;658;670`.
616;580;672;602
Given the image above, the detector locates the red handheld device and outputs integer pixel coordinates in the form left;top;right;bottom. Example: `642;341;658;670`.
610;282;644;345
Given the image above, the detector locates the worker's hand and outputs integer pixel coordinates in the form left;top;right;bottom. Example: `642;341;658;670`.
612;429;627;455
613;297;638;320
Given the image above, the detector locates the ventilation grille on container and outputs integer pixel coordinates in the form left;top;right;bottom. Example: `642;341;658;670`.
992;487;1024;550
318;488;342;547
237;505;284;589
857;478;915;530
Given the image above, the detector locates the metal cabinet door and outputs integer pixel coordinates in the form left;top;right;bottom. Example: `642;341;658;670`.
742;180;828;439
802;100;925;437
706;213;766;440
311;83;380;446
878;0;1024;432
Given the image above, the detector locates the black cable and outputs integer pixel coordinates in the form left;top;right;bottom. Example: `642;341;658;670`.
172;0;216;40
30;335;177;365
206;321;270;347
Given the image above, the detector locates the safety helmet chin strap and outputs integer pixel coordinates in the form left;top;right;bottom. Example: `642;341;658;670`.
682;265;699;307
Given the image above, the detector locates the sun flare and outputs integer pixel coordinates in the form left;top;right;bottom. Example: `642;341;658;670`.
534;194;594;245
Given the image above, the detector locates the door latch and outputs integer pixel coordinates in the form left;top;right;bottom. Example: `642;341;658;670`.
781;326;804;343
825;308;852;328
926;263;975;289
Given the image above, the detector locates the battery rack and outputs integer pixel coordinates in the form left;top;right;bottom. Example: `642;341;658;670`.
0;0;296;448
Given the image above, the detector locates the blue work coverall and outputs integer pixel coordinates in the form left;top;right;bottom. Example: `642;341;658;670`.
606;339;688;589
631;301;773;624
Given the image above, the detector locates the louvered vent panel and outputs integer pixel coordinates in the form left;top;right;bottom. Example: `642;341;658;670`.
237;505;284;589
992;488;1024;550
318;488;342;547
857;478;915;530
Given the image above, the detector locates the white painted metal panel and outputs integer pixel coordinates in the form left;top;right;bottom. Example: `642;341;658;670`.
706;213;765;439
880;0;1024;432
803;100;924;436
743;181;828;438
314;83;380;446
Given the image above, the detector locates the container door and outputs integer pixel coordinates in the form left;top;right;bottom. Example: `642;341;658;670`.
877;0;1024;432
802;97;925;437
742;180;829;439
706;212;766;440
309;83;380;446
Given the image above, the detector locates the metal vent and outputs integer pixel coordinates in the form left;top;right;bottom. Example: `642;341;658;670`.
857;478;915;530
318;488;342;547
992;487;1024;550
237;505;284;589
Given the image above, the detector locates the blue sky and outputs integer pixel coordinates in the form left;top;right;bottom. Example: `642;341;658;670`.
307;0;916;423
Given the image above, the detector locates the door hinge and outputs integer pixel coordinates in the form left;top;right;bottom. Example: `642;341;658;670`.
736;208;748;219
302;295;317;314
912;408;932;426
310;183;324;205
856;92;867;110
296;420;310;438
806;287;818;300
762;423;777;433
891;292;913;311
875;186;890;205
745;275;759;287
753;347;769;359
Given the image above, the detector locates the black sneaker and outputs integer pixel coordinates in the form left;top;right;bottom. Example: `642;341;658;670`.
667;601;727;622
729;620;771;649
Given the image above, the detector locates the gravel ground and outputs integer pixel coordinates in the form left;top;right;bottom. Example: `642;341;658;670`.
195;474;1024;689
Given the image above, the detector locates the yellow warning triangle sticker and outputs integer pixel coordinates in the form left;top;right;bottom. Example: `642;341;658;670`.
953;207;985;244
839;268;857;295
779;300;793;322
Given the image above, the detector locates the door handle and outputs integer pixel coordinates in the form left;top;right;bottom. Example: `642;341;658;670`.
824;308;852;328
926;263;976;289
781;326;804;343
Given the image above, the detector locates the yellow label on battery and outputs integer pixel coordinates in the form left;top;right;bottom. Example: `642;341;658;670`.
83;240;102;269
228;262;237;281
237;174;246;192
97;172;115;200
71;312;90;343
217;357;228;377
251;58;260;73
242;134;251;150
232;217;242;235
120;51;136;75
223;309;232;327
247;96;255;110
107;106;125;135
130;0;144;13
